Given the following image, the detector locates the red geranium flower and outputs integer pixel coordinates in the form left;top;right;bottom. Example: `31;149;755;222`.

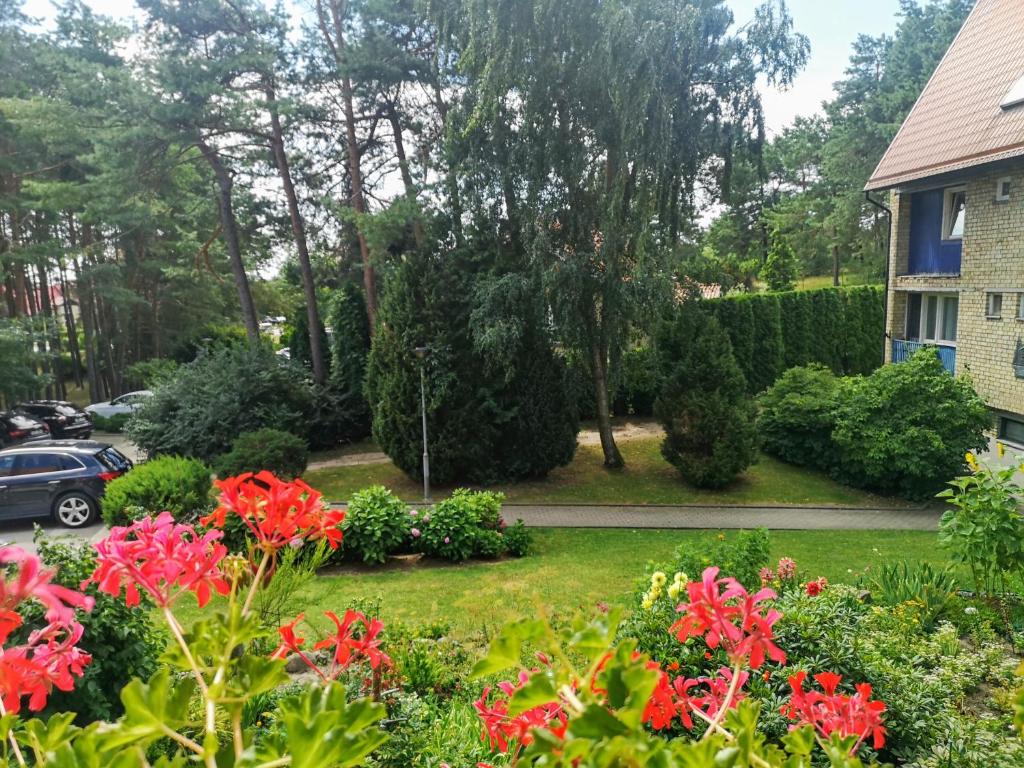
273;609;391;680
203;472;344;552
86;512;230;608
782;670;887;753
805;577;827;597
473;672;566;754
671;566;786;669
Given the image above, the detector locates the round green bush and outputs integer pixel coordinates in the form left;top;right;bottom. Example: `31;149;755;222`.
502;520;532;557
101;455;213;527
215;429;309;480
757;364;845;472
417;489;490;562
342;485;412;564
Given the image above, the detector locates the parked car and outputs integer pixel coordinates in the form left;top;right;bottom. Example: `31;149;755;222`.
0;440;132;528
15;401;92;440
0;411;50;447
84;390;153;419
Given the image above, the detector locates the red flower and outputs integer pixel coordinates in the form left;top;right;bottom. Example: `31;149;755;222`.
204;472;344;552
671;566;786;669
805;577;827;597
86;512;230;608
691;667;749;720
782;671;887;754
316;610;391;672
643;662;677;730
273;610;391;680
473;673;566;754
0;548;94;634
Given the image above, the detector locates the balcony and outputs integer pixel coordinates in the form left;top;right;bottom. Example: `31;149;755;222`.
891;339;956;375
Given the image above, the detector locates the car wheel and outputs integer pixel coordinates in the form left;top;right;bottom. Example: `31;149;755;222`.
53;492;97;529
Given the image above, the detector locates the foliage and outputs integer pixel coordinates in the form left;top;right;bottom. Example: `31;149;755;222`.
123;358;179;389
757;364;845;471
654;304;757;488
502;520;532;558
365;244;578;485
90;412;130;433
0;319;48;404
13;532;161;723
707;286;884;391
418;489;497;562
611;346;659;418
341;485;412;565
938;452;1024;595
762;237;798;291
869;560;957;631
322;282;373;445
126;344;313;462
100;455;212;527
214;428;309;480
831;349;990;499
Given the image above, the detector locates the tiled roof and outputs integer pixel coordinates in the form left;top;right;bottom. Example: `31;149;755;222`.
865;0;1024;191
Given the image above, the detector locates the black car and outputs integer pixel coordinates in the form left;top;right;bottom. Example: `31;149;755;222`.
0;411;50;447
0;441;133;528
15;401;93;440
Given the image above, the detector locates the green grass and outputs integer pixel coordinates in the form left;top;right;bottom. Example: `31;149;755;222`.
298;528;947;636
794;273;882;291
303;437;899;507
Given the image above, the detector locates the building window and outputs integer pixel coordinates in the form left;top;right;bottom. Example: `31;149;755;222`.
987;292;1003;319
999;416;1024;447
1017;293;1024;320
906;292;958;343
942;187;966;239
997;177;1012;201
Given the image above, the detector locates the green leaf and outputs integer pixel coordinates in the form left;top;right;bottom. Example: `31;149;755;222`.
508;671;559;717
99;668;198;750
470;618;546;677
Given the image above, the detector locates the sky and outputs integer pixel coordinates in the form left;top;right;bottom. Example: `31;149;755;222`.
21;0;908;134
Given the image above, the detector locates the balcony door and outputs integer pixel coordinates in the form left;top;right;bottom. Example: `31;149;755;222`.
906;292;958;344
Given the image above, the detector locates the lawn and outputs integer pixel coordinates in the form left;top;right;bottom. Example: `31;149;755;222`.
295;528;946;637
303;437;899;507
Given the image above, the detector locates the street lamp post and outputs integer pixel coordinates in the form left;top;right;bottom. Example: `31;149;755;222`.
414;346;430;501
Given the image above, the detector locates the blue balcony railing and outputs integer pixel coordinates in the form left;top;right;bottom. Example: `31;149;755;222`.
891;339;956;374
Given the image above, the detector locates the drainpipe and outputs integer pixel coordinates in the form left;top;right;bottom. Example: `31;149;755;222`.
865;191;892;366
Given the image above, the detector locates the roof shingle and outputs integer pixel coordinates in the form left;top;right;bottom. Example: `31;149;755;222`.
865;0;1024;191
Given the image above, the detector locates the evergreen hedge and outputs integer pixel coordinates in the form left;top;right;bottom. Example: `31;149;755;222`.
706;286;884;393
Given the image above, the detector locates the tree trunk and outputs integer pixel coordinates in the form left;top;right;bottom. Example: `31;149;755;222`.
316;0;377;330
197;140;260;344
265;83;327;383
387;99;424;247
431;82;462;246
73;244;102;402
589;331;623;469
831;227;840;286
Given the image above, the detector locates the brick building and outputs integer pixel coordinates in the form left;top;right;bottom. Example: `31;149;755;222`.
865;0;1024;446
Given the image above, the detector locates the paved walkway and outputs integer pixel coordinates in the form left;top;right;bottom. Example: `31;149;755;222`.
405;502;943;530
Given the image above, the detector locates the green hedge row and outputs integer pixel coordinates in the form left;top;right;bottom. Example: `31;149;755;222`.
705;286;884;393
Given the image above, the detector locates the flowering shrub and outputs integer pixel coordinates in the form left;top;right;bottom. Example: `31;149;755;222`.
418;489;524;562
341;485;411;564
0;472;389;768
472;566;888;767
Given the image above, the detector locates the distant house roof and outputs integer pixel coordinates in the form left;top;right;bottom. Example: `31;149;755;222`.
865;0;1024;191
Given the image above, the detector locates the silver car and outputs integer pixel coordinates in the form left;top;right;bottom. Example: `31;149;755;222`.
84;390;153;419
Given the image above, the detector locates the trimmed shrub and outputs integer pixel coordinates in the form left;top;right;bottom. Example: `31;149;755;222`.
841;286;885;375
101;455;212;526
418;490;486;562
746;293;785;393
126;345;312;462
91;412;130;433
654;304;757;489
214;428;309;480
757;364;845;472
831;348;991;499
502;520;532;557
342;485;412;564
365;244;577;485
14;533;161;722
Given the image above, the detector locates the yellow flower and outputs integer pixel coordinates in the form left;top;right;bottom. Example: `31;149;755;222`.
965;451;978;471
673;572;687;585
651;571;667;588
668;583;681;601
998;442;1006;458
641;594;655;610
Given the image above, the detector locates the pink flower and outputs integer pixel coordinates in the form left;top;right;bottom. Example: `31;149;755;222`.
474;672;566;754
776;558;797;581
411;528;421;538
444;536;451;544
671;566;785;669
759;567;774;586
409;509;418;517
0;548;94;636
85;512;230;608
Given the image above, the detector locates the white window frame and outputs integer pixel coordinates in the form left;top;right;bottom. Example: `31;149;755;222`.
941;186;967;240
996;177;1012;202
986;292;1003;319
909;292;959;345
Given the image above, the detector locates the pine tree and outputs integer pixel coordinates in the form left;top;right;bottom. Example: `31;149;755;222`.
654;305;757;489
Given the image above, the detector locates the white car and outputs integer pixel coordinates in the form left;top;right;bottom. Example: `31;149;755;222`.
85;390;153;419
